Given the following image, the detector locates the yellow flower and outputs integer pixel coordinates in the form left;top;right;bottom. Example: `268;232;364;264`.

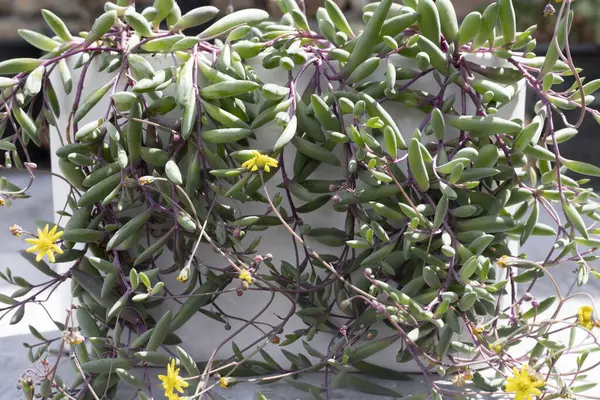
578;305;594;330
10;224;23;237
138;176;154;186
62;330;85;345
497;255;510;268
219;377;229;388
158;359;189;398
177;266;190;283
72;334;85;345
464;369;473;380
242;151;278;173
489;343;503;354
473;325;485;335
239;269;253;284
0;197;5;206
24;224;64;263
505;364;545;400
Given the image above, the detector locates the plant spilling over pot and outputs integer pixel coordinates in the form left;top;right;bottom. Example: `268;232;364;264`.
1;0;600;399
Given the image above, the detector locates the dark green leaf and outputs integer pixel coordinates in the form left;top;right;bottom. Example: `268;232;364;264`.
351;361;411;381
10;304;25;325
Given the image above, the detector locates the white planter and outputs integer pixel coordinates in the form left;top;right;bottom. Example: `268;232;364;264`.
49;52;525;374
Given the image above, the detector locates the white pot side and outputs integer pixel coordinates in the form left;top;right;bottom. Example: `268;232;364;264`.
48;52;525;374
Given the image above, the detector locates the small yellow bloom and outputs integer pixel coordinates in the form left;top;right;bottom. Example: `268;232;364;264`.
242;151;278;173
158;359;189;398
72;335;84;345
10;224;23;237
239;269;253;284
138;176;154;186
578;305;594;330
464;369;473;380
497;255;510;268
473;325;485;335
505;364;545;400
177;266;190;283
24;224;64;263
219;377;229;388
489;343;503;354
0;197;5;206
62;330;85;345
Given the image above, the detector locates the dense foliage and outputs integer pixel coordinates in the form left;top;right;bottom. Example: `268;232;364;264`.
1;0;600;399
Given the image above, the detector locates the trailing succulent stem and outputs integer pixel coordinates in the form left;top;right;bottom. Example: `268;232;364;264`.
2;0;600;399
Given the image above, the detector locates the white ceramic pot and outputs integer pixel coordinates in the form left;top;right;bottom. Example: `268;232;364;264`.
49;52;525;373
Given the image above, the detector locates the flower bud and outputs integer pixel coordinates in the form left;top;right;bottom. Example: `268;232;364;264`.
9;224;23;237
339;325;347;336
543;3;555;17
177;266;190;283
138;176;155;186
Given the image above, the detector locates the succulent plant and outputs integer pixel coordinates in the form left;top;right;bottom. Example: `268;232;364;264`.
1;0;600;399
